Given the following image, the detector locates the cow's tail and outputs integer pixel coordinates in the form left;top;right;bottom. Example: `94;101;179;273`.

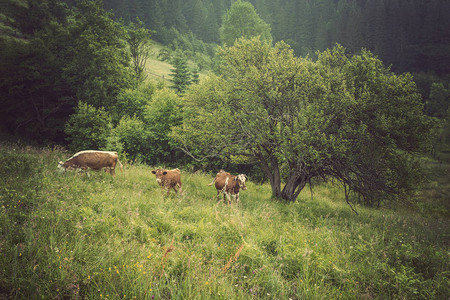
207;178;216;186
118;160;123;172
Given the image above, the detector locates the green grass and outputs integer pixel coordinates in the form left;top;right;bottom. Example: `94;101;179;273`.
0;144;449;299
144;42;208;85
145;43;173;83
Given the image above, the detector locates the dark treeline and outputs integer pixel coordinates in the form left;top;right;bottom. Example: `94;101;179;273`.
102;0;450;77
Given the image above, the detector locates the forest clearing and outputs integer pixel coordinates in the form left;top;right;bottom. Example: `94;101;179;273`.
0;144;448;299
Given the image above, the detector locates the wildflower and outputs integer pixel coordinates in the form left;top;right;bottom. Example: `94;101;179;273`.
205;282;209;285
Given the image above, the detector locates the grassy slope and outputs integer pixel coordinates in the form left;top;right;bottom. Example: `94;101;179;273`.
1;145;449;299
144;43;173;83
144;42;207;85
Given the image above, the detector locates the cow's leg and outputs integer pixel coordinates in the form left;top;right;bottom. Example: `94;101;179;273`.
235;193;240;206
110;167;115;177
226;193;232;205
175;183;182;194
215;190;222;202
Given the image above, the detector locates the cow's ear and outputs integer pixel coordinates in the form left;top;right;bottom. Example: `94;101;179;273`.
152;170;156;174
163;171;167;175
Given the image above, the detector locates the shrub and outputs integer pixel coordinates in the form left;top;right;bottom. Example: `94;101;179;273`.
64;102;112;152
112;115;150;163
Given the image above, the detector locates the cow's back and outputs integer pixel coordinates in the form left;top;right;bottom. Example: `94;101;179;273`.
167;169;181;187
72;151;117;170
214;172;233;191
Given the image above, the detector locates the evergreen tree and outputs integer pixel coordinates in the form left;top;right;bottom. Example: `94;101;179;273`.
169;53;191;95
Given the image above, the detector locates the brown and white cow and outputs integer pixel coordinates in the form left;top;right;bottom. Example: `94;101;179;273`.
58;150;123;176
152;168;182;196
208;170;247;205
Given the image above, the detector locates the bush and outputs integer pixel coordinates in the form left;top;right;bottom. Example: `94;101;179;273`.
144;88;184;164
110;83;155;124
112;116;150;163
64;102;112;152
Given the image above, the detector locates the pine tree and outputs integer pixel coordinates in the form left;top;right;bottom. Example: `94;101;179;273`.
169;53;191;95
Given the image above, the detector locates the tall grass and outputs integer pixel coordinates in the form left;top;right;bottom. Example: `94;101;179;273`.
0;144;448;299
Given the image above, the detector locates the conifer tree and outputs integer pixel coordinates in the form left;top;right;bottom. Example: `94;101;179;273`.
169;53;191;95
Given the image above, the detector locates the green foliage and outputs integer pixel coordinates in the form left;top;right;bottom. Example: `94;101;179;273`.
143;88;184;164
314;45;437;205
426;82;450;119
110;82;155;124
111;88;183;164
63;0;133;111
169;53;192;95
64;102;112;152
174;38;435;205
0;0;134;144
0;145;448;299
112;115;149;163
219;0;272;46
0;8;74;142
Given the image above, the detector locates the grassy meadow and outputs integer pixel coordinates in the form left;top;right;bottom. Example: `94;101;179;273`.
0;144;449;299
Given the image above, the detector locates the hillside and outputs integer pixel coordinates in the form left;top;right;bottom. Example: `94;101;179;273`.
143;42;207;85
0;144;448;299
144;43;173;83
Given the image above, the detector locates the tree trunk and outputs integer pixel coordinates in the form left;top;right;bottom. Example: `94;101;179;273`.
281;173;308;202
270;165;282;198
258;155;282;198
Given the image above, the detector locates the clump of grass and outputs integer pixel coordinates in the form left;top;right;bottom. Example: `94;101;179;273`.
0;144;448;299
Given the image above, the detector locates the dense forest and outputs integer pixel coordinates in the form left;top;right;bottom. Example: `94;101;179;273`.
99;0;450;76
1;0;449;203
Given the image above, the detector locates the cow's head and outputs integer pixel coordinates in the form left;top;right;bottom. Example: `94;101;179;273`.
236;174;247;190
57;161;66;173
152;169;167;184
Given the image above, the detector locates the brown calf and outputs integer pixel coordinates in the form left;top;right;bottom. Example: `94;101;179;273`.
208;170;247;205
58;150;123;176
152;168;182;196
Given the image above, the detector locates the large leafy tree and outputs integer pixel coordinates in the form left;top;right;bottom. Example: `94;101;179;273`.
0;0;134;143
173;38;434;205
63;0;133;111
0;0;74;142
219;0;272;46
